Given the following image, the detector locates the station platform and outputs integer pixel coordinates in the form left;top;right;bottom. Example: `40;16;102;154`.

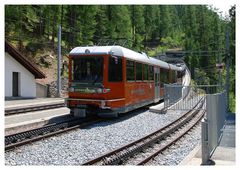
5;98;71;135
180;114;236;165
149;102;165;113
5;98;65;111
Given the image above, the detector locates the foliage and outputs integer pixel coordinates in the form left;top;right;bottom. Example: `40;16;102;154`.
228;5;236;113
148;45;167;57
194;68;211;85
229;92;235;113
5;5;235;107
5;5;229;56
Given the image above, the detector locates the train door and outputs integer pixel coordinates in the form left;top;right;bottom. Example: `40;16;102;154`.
154;67;160;102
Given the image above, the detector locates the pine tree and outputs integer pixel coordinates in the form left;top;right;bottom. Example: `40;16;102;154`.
181;5;199;79
159;5;172;38
106;5;132;47
131;5;145;50
93;5;108;44
144;5;158;46
76;5;98;45
229;5;235;95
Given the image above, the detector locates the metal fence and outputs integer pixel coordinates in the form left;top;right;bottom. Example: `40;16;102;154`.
163;84;224;111
202;91;227;165
163;84;227;164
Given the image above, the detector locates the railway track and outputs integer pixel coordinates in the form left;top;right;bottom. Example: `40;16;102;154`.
5;107;148;152
82;97;205;165
5;116;102;151
5;103;66;116
133;110;204;165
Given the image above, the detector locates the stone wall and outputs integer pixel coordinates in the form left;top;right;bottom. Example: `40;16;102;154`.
48;78;68;97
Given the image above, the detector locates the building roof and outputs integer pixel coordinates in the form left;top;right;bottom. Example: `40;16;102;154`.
5;41;46;79
70;46;183;71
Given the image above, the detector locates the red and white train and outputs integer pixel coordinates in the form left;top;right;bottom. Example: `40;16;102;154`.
66;46;185;117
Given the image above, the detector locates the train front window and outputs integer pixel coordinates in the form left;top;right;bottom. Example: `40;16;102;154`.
72;56;103;85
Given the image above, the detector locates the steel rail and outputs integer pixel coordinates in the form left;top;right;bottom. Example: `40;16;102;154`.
82;97;205;165
5;117;102;151
5;103;66;116
137;110;205;165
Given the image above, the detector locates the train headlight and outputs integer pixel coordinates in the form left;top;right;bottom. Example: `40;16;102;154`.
103;88;110;93
95;88;110;93
69;87;74;92
96;88;103;93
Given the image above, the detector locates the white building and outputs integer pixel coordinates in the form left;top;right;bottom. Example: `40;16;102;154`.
5;41;45;98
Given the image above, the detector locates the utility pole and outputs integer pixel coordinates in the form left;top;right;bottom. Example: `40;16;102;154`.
57;25;62;97
225;26;230;112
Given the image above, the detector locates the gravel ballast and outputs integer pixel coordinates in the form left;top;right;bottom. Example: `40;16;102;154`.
5;108;200;165
146;124;201;165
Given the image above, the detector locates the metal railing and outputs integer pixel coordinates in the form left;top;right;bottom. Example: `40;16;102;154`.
163;84;227;164
163;84;224;111
201;91;227;165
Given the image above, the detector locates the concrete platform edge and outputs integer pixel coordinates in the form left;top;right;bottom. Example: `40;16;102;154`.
5;114;71;136
5;100;65;110
179;144;201;165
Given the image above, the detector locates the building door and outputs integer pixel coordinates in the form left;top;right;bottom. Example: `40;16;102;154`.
12;72;19;97
154;67;160;102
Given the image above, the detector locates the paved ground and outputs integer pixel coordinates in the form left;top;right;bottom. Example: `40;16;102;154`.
5;98;64;109
180;113;236;165
5;107;70;126
5;98;70;135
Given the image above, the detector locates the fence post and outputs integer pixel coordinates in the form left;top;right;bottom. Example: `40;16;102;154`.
201;118;210;165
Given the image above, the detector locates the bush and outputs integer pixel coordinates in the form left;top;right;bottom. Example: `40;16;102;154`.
229;92;235;113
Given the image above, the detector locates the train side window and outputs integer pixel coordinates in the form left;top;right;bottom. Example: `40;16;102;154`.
170;70;176;83
177;71;182;83
136;62;142;81
174;71;177;83
169;70;173;83
160;68;164;87
160;68;167;87
126;60;135;81
149;65;154;81
143;64;148;81
166;69;170;83
108;56;123;82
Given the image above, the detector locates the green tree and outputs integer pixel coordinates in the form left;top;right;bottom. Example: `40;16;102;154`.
181;5;199;79
131;5;145;50
94;5;108;43
144;5;158;46
159;5;172;38
229;5;236;112
77;5;98;45
106;5;132;47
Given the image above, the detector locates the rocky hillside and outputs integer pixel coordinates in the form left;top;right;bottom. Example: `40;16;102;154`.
33;49;69;97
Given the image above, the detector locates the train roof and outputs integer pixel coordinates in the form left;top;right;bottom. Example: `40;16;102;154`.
70;46;183;71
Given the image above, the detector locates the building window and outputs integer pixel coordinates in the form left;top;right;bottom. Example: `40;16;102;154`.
108;56;123;82
136;62;142;81
126;60;135;81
